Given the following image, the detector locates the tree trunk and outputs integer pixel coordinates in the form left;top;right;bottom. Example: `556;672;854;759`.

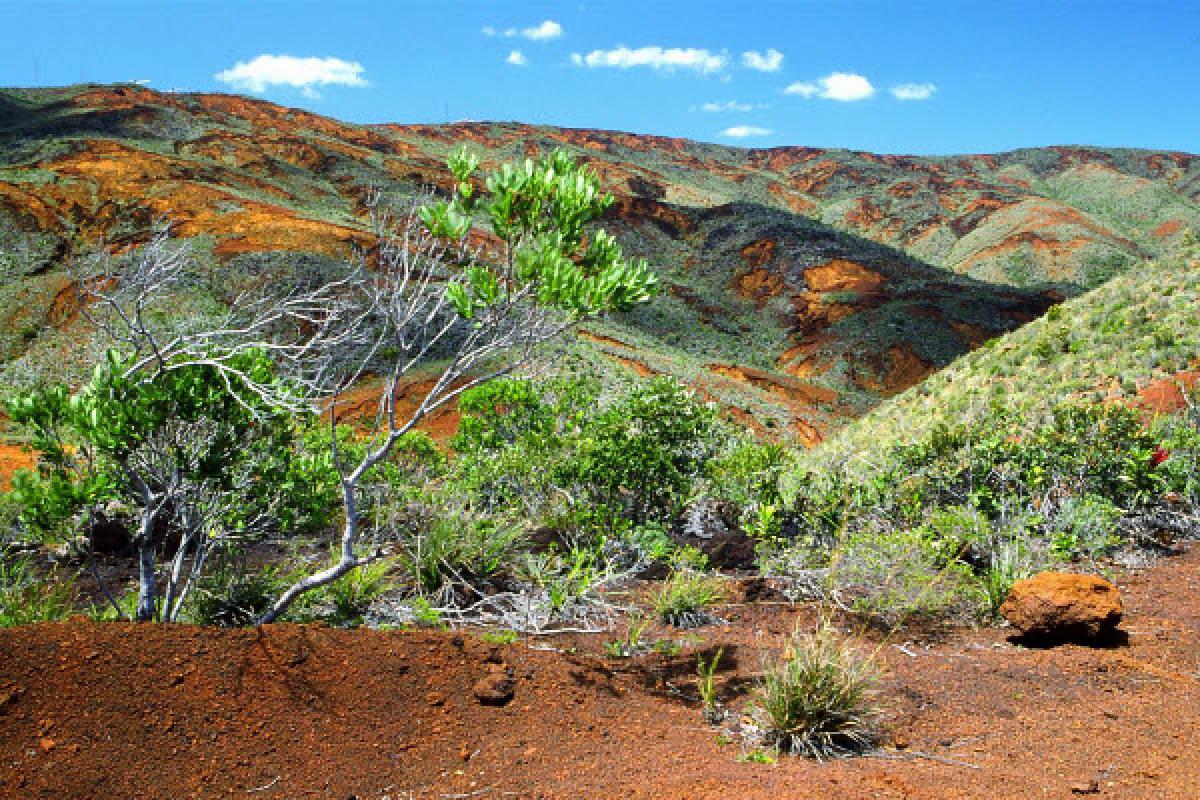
259;479;363;624
136;536;157;621
134;497;161;622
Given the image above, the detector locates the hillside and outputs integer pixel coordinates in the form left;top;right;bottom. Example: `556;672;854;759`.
0;84;1196;440
819;245;1200;459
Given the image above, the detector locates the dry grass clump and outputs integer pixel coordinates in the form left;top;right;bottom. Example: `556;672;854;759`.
754;621;882;758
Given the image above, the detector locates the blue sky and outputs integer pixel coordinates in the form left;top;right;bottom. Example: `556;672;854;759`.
2;0;1197;155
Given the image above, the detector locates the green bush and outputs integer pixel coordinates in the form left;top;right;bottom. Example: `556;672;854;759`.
398;507;524;597
707;437;790;514
0;556;76;626
1046;494;1121;561
565;377;719;523
654;568;725;627
834;525;980;624
325;556;393;625
187;562;291;627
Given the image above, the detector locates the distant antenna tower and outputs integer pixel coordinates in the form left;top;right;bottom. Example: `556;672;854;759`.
444;101;449;123
33;57;38;85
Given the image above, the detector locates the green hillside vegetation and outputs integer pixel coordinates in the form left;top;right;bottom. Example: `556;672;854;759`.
759;240;1200;623
822;241;1200;462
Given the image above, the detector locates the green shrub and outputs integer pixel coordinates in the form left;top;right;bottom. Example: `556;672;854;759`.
399;509;524;597
1046;494;1121;561
0;556;76;626
655;569;725;627
919;505;991;566
565;377;718;523
707;437;790;514
834;525;980;624
188;563;291;627
325;556;393;625
755;622;882;758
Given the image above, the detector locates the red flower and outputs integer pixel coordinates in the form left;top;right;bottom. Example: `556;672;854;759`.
1149;447;1170;469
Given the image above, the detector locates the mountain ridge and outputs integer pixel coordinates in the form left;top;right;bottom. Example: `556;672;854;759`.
0;84;1194;442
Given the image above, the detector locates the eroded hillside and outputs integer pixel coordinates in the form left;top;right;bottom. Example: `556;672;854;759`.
0;84;1195;441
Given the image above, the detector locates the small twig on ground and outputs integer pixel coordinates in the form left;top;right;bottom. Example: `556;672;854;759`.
876;749;981;769
246;776;281;793
440;788;491;799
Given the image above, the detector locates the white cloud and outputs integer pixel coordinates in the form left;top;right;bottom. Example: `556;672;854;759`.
506;50;528;66
785;72;874;102
571;46;727;74
783;81;819;98
890;82;937;100
215;54;367;97
484;20;563;41
522;20;562;40
697;100;763;112
722;125;773;138
741;48;783;72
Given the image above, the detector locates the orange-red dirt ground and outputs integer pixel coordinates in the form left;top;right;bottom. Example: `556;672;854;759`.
1;545;1198;799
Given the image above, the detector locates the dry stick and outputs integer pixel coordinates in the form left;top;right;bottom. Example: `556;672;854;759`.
876;749;981;770
245;776;281;793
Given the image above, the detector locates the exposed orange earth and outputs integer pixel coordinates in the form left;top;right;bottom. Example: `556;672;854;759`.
0;441;36;490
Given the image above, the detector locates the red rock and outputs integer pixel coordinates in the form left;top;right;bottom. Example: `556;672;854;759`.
472;665;515;706
1001;572;1123;642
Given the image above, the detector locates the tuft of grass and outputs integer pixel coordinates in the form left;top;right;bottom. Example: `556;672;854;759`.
325;557;393;626
604;613;651;658
697;646;724;722
480;629;518;646
0;557;76;627
738;749;777;765
654;569;725;627
188;565;289;627
754;621;882;759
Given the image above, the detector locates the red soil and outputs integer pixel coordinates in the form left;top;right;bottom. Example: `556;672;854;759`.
2;545;1197;799
1150;220;1184;239
327;377;464;443
1137;371;1200;415
0;442;36;490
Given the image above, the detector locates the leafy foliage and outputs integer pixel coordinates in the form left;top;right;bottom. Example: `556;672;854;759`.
5;350;298;540
0;556;76;627
427;147;658;319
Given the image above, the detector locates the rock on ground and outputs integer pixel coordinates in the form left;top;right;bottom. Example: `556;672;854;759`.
1000;572;1123;643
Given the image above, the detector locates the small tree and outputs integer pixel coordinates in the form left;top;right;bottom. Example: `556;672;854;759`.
5;226;344;622
7;351;297;621
257;147;657;622
4;146;655;624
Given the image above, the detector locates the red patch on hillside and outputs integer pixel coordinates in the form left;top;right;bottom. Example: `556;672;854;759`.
329;377;464;442
1151;220;1184;239
844;197;883;229
803;259;886;294
1137;371;1200;415
738;238;777;268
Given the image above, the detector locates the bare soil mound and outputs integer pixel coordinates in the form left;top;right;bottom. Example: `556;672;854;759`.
1;546;1198;799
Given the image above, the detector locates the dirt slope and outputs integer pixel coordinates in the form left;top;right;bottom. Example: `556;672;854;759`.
1;544;1197;799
